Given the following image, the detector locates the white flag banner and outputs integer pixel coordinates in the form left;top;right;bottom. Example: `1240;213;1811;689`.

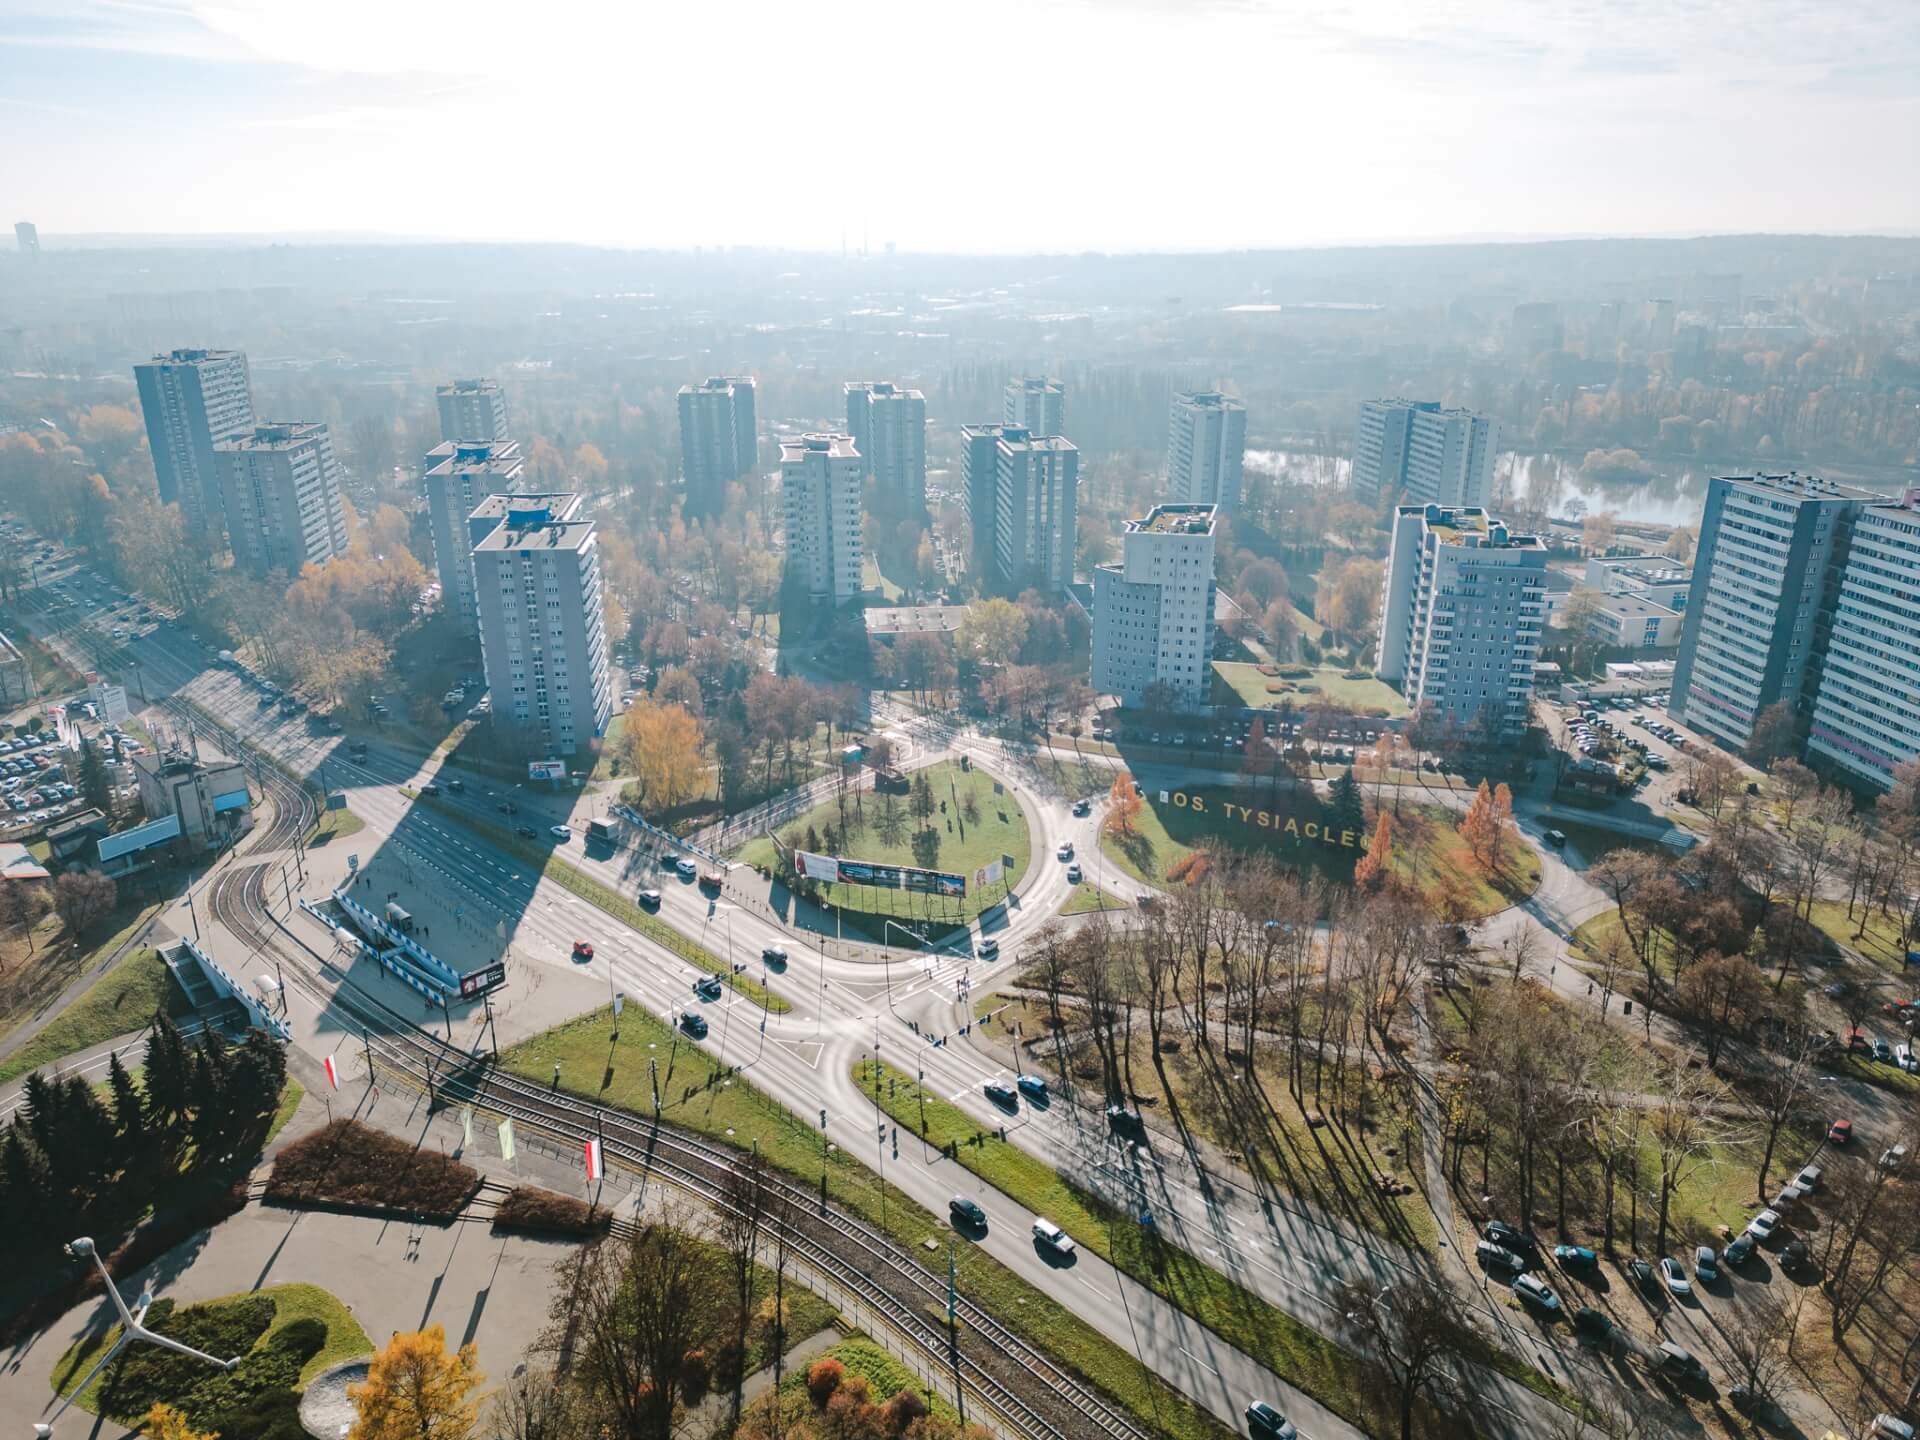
585;1137;604;1181
498;1118;516;1162
461;1105;473;1149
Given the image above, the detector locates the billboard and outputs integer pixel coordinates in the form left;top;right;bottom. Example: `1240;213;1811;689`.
972;859;1003;890
528;759;566;781
96;684;129;724
793;850;966;897
459;962;507;998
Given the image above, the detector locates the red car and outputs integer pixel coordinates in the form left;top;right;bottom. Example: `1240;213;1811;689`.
1828;1118;1853;1145
571;939;594;961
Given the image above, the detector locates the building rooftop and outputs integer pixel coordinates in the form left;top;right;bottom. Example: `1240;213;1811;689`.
999;432;1076;455
1717;471;1890;502
221;421;327;452
437;378;500;396
961;422;1019;439
1129;503;1217;536
1010;376;1064;394
681;375;755;396
424;439;523;477
0;842;49;883
141;348;244;366
780;433;860;462
1595;594;1683;620
1401;504;1545;550
1174;390;1244;411
472;517;596;554
863;604;968;637
468;492;579;524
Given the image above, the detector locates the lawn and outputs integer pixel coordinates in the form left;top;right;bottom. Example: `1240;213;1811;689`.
737;760;1031;927
0;933;182;1085
501;1003;1229;1440
1212;661;1409;717
861;1061;1526;1440
309;805;364;844
1807;897;1912;976
1101;788;1538;920
1061;882;1128;915
54;1281;371;1419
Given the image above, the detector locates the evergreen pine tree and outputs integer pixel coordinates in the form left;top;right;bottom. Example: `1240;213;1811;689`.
0;1123;53;1249
77;734;113;815
143;1012;192;1150
1327;766;1366;839
107;1051;152;1168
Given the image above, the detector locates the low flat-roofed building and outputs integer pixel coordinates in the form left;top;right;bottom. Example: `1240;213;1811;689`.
863;605;969;644
134;748;254;851
1588;593;1685;650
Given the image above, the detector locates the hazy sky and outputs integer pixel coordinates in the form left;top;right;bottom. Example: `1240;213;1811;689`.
4;0;1917;252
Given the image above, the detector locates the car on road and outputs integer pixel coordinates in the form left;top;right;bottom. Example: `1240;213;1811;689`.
1057;842;1074;861
1659;1256;1691;1296
1071;798;1091;817
674;857;699;880
1545;829;1567;847
1476;1241;1526;1275
984;1082;1018;1109
418;784;441;797
516;825;537;839
679;1011;709;1039
761;945;788;968
1512;1274;1560;1312
1066;863;1082;883
638;888;662;908
693;976;724;1002
948;1196;987;1229
1105;1103;1144;1136
1829;1118;1853;1145
1244;1401;1297;1439
550;825;572;840
1484;1220;1537;1256
445;777;465;792
1016;1074;1048;1101
1031;1219;1074;1255
571;940;594;961
1553;1244;1596;1268
1871;1414;1916;1440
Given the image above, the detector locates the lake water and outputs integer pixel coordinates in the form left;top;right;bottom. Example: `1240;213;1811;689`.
1246;448;1711;529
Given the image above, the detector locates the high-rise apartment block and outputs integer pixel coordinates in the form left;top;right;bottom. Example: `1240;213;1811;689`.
14;222;39;256
1004;376;1066;437
1808;488;1920;790
959;423;1012;584
1375;504;1546;737
1670;472;1879;754
993;431;1078;594
134;348;256;538
471;497;612;757
780;434;864;603
1091;504;1218;709
422;439;524;630
678;376;758;516
1351;400;1497;508
844;381;927;511
215;422;350;578
1167;391;1246;513
436;378;510;444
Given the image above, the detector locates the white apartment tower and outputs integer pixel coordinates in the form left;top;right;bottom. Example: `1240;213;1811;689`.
134;348;256;540
422;439;524;631
1670;472;1879;752
678;375;758;518
1808;488;1920;789
1352;400;1497;508
1004;376;1066;438
994;432;1078;594
1091;504;1218;708
214;423;350;579
1167;391;1247;514
436;378;510;444
844;381;927;512
471;498;612;757
781;434;864;603
1375;504;1547;737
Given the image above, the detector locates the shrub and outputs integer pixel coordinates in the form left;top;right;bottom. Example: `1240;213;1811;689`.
1276;664;1312;678
1297;683;1320;695
885;1389;930;1434
1343;668;1369;680
806;1357;845;1406
1256;664;1280;677
491;1185;612;1237
266;1120;480;1220
678;1346;712;1404
96;1295;278;1419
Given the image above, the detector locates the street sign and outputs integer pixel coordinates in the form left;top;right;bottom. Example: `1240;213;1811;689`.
613;992;625;1017
347;854;359;872
459;962;507;998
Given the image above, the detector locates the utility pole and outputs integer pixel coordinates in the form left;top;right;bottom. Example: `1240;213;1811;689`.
948;1240;967;1426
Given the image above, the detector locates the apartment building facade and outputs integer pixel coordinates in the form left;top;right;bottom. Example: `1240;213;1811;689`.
780;434;864;603
134;348;256;540
993;431;1078;594
678;375;758;517
422;439;525;631
1091;504;1218;708
1352;399;1497;508
1166;390;1247;513
435;378;510;444
215;422;350;578
844;381;927;512
1004;375;1066;437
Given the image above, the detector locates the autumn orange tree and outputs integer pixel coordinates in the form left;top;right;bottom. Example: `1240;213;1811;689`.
1457;780;1512;876
621;698;708;813
1104;773;1145;836
1354;812;1393;890
348;1324;482;1440
142;1404;218;1440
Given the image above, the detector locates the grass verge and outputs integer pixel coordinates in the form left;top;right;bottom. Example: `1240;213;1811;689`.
0;936;179;1085
1061;883;1129;916
502;1004;1231;1440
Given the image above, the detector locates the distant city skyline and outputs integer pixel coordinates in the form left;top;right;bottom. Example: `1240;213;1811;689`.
4;0;1917;251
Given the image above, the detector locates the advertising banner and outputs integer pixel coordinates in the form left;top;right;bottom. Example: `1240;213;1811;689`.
972;859;1003;890
797;850;843;884
459;962;507;998
839;859;903;889
528;759;566;781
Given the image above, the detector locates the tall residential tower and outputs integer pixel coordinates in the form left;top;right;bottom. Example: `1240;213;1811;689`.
1004;376;1066;437
1808;488;1920;789
780;434;864;603
1167;391;1247;513
844;381;927;512
678;376;758;517
422;439;524;631
1352;400;1497;508
214;422;350;578
1091;504;1218;709
435;378;510;444
134;348;256;541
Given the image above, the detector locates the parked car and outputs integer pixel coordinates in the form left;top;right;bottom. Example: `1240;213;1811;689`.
1880;1143;1911;1171
1628;1256;1659;1291
1724;1233;1756;1266
1657;1341;1706;1380
1746;1209;1782;1243
1828;1118;1854;1145
1553;1245;1597;1268
1870;1414;1915;1440
1659;1256;1692;1296
1573;1306;1614;1341
1694;1245;1719;1283
1476;1241;1526;1275
1106;1103;1145;1137
1796;1163;1823;1191
1484;1220;1538;1256
1512;1274;1560;1312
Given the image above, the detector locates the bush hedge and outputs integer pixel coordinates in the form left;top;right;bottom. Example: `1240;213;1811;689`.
95;1295;278;1419
265;1120;480;1221
491;1184;613;1237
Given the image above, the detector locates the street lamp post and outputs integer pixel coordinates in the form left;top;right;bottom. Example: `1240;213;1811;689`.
32;1237;240;1437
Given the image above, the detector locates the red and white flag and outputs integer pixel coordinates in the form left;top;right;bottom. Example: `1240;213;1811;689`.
323;1055;339;1091
585;1137;603;1181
